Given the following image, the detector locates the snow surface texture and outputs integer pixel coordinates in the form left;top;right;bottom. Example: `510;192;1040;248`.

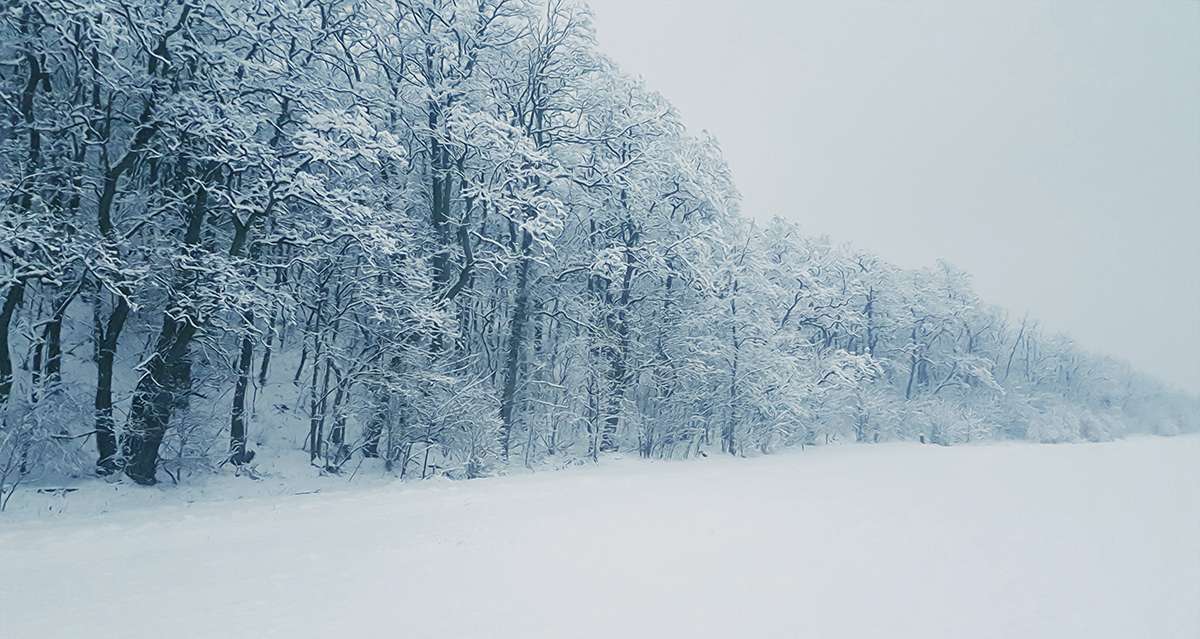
3;436;1198;639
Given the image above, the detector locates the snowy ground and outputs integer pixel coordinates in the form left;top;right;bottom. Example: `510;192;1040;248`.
2;436;1198;639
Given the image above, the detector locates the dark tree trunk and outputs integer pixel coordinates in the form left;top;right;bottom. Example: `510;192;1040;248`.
905;325;920;401
42;302;65;386
603;301;632;453
229;226;268;467
305;292;327;463
228;311;256;466
905;355;918;400
363;406;384;458
2;35;42;409
308;353;331;464
93;293;128;474
123;315;198;485
724;292;739;456
326;367;350;470
363;379;389;460
364;354;404;458
363;375;389;459
257;265;286;387
0;284;24;408
121;178;211;485
601;237;636;453
498;230;533;460
31;284;78;403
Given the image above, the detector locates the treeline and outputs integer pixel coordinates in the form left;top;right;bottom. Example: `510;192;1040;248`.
1;0;1195;494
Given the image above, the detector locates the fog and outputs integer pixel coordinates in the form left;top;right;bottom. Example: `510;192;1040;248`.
589;0;1200;392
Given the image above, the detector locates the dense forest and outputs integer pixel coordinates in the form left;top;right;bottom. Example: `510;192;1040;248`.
1;0;1196;500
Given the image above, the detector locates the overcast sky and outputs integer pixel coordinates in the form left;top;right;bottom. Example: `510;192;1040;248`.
588;0;1200;393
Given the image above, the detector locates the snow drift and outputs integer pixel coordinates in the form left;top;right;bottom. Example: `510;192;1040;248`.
3;435;1197;639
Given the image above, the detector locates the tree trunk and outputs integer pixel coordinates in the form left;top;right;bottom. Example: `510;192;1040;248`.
122;315;198;485
724;294;739;456
306;294;327;463
228;311;256;466
121;178;211;485
498;230;534;460
601;234;636;453
31;283;78;404
0;284;24;408
257;265;286;387
93;292;128;475
1;38;41;409
326;367;350;470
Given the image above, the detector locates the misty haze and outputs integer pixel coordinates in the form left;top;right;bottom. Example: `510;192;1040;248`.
1;1;1197;638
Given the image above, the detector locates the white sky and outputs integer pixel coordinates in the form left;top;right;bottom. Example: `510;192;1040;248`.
588;0;1200;393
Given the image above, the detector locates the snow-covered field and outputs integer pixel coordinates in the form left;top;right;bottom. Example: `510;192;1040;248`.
2;436;1198;639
